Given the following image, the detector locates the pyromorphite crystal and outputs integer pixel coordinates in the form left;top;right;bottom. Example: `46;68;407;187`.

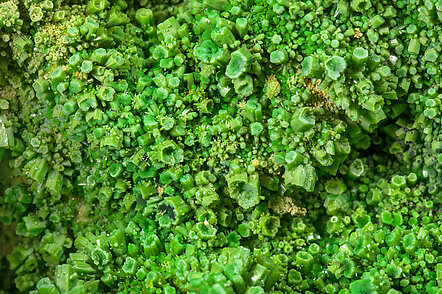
350;279;376;294
195;40;225;64
226;171;260;209
301;55;322;78
325;55;347;80
0;119;9;147
226;47;252;79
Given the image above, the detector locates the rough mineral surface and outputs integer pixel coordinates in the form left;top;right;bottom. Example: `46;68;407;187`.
0;0;441;293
